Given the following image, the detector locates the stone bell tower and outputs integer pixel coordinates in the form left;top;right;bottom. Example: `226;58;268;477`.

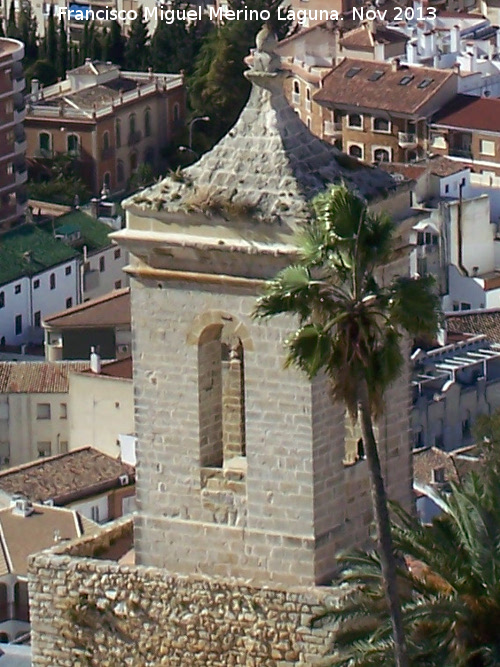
115;29;412;587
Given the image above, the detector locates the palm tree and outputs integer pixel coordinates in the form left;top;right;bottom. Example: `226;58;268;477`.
321;472;500;666
254;185;440;667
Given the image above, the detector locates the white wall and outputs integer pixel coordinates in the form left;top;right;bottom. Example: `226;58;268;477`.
81;246;129;302
68;371;134;458
69;492;109;524
0;258;80;346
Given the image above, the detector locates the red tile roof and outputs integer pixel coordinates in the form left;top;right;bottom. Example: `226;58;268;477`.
315;59;455;115
0;446;134;505
80;357;133;380
0;361;90;393
340;24;407;49
43;287;130;329
432;94;500;133
446;308;500;342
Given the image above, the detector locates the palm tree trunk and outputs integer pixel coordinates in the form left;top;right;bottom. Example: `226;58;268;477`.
358;378;409;667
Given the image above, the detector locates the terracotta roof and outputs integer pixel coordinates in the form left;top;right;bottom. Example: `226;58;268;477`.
315;59;455;115
79;357;133;380
0;361;90;393
432;94;500;133
340;24;407;49
80;356;133;380
413;445;479;488
380;155;469;181
446;308;500;342
427;155;470;177
0;503;99;576
379;162;428;181
0;447;134;505
43;287;130;329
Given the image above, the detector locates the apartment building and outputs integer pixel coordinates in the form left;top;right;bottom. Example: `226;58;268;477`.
314;58;457;163
430;94;500;176
25;60;185;197
0;38;26;233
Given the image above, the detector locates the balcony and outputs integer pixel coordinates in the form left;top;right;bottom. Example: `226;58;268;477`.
449;147;473;160
13;106;26;124
323;120;342;136
15;165;27;186
14;133;26;154
128;131;142;146
398;132;417;148
12;77;25;94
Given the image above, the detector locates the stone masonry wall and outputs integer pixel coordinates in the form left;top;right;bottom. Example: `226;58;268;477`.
28;522;341;667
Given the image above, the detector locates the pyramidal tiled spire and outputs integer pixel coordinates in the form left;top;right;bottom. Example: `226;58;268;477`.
127;25;396;231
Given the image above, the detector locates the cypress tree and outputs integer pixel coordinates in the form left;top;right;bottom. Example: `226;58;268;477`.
124;6;149;71
104;20;125;66
6;0;19;38
45;4;57;66
57;16;68;78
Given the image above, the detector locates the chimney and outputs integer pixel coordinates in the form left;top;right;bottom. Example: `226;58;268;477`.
31;78;40;102
391;57;401;71
90;346;101;374
10;497;34;517
407;40;418;64
450;25;460;53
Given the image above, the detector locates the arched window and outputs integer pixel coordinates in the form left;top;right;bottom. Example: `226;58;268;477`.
373;148;390;162
198;324;246;468
117;160;124;183
116;118;121;148
67;134;79;156
144;147;154;165
349;144;363;159
130;152;137;172
129;113;136;136
103;131;110;151
103;171;111;189
49;273;55;290
39;132;51;157
173;104;180;125
144;108;151;137
373;117;390;132
293;80;300;95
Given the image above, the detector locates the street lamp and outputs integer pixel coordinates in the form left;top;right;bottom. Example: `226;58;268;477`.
188;115;209;150
179;146;199;160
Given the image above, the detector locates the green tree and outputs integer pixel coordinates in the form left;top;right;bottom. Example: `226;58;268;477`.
189;0;291;144
25;58;57;86
18;0;38;63
324;472;500;666
124;6;149;71
254;186;440;667
44;4;57;66
57;16;68;79
6;0;19;38
104;20;125;66
90;24;102;61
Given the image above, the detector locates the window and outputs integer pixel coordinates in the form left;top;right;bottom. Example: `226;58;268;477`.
104;172;111;190
144;108;151;137
144;147;154;165
36;403;51;420
345;67;361;78
33;279;40;289
37;441;51;457
293;80;300;94
115;280;122;289
368;70;384;82
103;131;110;151
173;103;180;124
67;134;79;155
399;75;414;85
91;505;100;522
480;139;495;156
461;302;471;310
59;440;68;453
129;113;136;135
60;403;67;419
348;144;363;159
0;293;3;309
65;266;71;275
116;118;121;148
117;160;124;183
373;148;390;162
39;132;51;154
373;117;390;133
49;273;55;290
417;78;434;89
7;163;13;175
34;311;41;328
445;184;449;194
130;152;137;172
99;256;105;272
15;314;22;335
348;114;362;128
66;297;72;308
14;284;21;294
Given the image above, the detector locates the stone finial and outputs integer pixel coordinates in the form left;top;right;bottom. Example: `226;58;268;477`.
251;23;280;74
